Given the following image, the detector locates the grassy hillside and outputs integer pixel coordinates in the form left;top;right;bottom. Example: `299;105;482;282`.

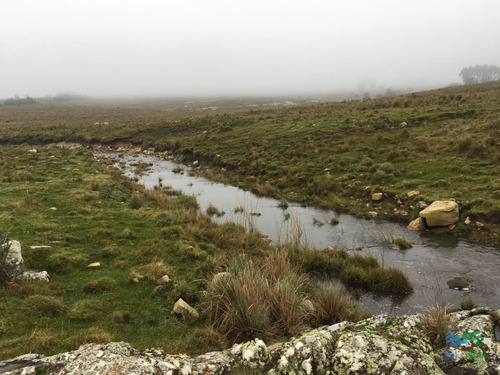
134;83;500;245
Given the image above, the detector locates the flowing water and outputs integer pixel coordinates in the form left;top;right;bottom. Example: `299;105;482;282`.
100;152;500;315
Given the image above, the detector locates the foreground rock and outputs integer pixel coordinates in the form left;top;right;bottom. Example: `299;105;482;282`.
419;200;459;227
2;309;499;374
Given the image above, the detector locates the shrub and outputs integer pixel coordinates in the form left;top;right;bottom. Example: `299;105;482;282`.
24;295;66;317
421;303;450;348
360;157;374;167
377;162;394;174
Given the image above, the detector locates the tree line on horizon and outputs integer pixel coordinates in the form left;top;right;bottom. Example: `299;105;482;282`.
460;64;500;85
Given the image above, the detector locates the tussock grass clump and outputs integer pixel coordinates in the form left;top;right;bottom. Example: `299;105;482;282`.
460;297;477;310
367;267;413;294
28;330;58;352
83;277;117;293
24;295;66;317
393;237;413;250
277;199;289;210
204;252;311;341
313;285;360;325
206;204;225;217
129;194;144;209
69;299;104;321
421;303;451;348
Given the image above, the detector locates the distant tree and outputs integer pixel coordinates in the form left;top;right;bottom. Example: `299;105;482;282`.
50;93;89;102
459;64;500;85
3;95;36;106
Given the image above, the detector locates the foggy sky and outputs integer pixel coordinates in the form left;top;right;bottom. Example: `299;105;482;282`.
1;0;500;98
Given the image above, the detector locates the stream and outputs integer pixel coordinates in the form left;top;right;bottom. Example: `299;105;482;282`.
100;152;500;315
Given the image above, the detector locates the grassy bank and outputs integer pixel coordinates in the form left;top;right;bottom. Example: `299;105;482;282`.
0;145;413;360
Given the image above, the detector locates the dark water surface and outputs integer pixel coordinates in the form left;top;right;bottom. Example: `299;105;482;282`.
100;152;500;315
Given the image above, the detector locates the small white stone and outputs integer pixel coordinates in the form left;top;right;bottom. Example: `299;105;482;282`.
305;335;316;343
301;359;312;374
242;348;254;361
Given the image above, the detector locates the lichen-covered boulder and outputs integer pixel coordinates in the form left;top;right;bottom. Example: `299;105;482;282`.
332;331;442;374
1;241;50;282
419;200;459;227
1;310;499;374
1;240;24;280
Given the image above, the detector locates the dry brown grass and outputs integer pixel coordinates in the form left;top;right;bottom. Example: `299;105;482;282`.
313;284;357;325
28;329;58;352
204;254;311;341
130;260;171;283
65;327;113;348
421;302;451;348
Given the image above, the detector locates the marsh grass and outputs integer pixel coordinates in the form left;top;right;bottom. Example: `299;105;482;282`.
393;237;413;250
206;204;225;217
299;248;412;294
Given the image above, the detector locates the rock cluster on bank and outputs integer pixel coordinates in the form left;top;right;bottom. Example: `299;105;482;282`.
1;308;499;374
0;240;50;282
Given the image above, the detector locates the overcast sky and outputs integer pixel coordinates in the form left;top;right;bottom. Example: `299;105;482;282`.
1;0;499;97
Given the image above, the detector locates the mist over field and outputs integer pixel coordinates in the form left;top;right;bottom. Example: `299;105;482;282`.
1;0;500;98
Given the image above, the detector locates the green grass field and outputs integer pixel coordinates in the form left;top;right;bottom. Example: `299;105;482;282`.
0;145;412;359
